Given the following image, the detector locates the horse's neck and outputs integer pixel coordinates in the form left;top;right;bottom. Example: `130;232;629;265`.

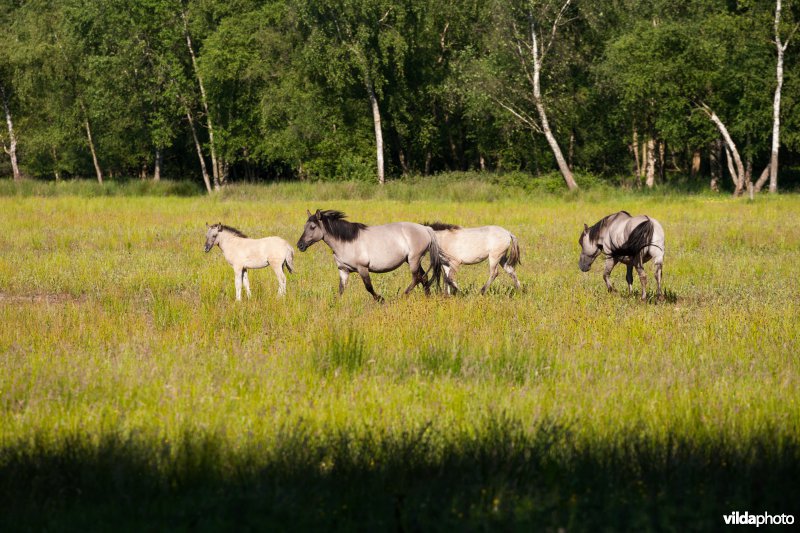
322;234;350;259
217;232;244;254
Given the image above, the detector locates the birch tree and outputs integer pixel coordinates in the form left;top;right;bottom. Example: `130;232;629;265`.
0;82;21;181
768;0;798;192
479;0;579;190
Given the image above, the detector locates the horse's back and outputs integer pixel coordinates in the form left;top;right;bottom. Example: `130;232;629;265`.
621;215;665;262
437;225;513;264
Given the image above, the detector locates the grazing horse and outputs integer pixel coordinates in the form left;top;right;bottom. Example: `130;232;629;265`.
297;210;444;302
424;222;521;294
204;223;295;300
578;211;665;301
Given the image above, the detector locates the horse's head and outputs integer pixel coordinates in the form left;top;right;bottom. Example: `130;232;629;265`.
578;223;602;272
204;223;222;252
297;210;324;252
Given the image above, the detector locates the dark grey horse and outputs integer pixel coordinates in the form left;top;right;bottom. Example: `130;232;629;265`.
297;210;444;302
578;211;665;300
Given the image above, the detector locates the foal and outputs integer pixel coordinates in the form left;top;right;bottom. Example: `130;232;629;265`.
204;223;295;300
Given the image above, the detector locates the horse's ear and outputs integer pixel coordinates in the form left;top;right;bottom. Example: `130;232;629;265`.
205;222;209;228
306;209;312;218
315;209;322;220
583;223;588;231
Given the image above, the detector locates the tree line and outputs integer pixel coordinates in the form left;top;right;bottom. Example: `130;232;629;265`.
1;0;798;193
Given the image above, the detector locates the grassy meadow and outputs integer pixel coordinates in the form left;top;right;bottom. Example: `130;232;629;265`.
1;179;799;530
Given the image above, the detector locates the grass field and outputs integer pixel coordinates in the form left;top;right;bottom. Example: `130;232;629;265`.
1;180;799;530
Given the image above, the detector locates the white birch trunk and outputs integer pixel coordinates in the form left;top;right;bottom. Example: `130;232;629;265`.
186;109;212;194
183;10;220;190
530;21;578;191
82;113;103;185
631;128;641;179
754;164;770;193
702;106;746;196
770;0;787;193
154;148;162;181
1;84;21;181
365;80;385;185
645;138;655;188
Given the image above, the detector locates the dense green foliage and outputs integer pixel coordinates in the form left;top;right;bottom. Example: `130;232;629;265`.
1;0;798;188
1;183;798;528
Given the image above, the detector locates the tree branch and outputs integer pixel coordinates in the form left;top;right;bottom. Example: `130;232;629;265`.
491;96;543;133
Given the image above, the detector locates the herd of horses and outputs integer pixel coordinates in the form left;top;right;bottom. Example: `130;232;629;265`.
204;209;666;302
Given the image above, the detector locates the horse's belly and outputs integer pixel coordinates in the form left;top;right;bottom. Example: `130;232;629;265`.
244;257;270;269
368;254;406;273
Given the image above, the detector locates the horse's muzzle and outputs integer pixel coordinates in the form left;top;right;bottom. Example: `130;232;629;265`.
297;240;308;252
204;244;212;253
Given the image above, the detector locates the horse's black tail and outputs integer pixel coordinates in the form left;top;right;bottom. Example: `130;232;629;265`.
505;233;521;267
612;218;654;263
424;226;445;290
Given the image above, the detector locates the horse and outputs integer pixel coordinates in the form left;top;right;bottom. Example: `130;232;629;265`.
296;209;444;302
424;222;521;294
204;223;295;300
577;211;665;301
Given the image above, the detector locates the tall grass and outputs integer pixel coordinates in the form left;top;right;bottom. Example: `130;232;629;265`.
0;185;798;528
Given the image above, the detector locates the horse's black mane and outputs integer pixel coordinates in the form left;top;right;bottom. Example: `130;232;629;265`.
424;221;461;231
312;210;367;242
610;218;654;260
586;210;631;243
218;224;248;238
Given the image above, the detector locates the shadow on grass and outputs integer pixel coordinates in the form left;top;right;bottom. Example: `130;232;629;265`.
1;419;797;531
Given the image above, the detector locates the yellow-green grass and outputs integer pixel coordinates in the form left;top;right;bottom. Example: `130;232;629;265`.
1;188;798;529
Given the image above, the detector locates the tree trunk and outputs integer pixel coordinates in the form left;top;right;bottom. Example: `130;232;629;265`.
754;164;770;193
1;83;21;181
365;79;385;185
710;139;722;192
645;138;655;188
186;109;212;194
51;146;61;181
691;149;701;178
83;114;103;185
770;0;787;193
530;24;577;190
631;128;641;180
183;10;221;190
703;106;746;196
154;148;162;181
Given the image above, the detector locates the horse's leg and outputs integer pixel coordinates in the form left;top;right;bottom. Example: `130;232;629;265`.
603;257;617;292
243;269;252;298
443;264;459;295
480;257;500;295
403;256;425;295
655;261;664;301
636;264;648;301
338;269;349;295
234;268;243;301
357;267;383;302
626;264;634;294
502;262;521;290
271;263;287;296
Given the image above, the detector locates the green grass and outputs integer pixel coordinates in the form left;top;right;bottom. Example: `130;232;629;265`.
1;182;798;530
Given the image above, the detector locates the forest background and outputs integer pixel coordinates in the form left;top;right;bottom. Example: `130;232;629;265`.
1;0;799;194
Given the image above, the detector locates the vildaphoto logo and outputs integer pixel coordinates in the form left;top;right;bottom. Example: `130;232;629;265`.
723;511;795;527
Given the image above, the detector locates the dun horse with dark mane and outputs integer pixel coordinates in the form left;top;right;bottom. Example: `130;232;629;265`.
578;211;665;301
297;210;444;302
